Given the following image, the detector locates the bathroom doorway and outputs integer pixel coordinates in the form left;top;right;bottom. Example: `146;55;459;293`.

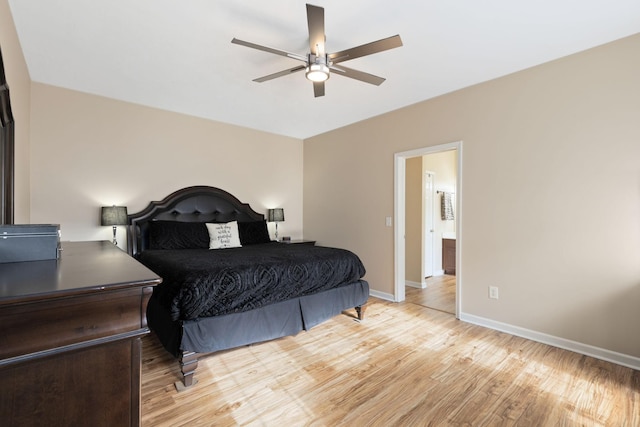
394;141;462;317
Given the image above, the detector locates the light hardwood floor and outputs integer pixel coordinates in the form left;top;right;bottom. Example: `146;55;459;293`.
406;274;456;314
141;294;639;426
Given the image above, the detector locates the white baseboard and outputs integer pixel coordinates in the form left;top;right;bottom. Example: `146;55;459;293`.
405;280;425;289
369;289;395;302
460;313;640;371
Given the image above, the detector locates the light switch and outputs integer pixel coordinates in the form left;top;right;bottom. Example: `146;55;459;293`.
385;216;392;227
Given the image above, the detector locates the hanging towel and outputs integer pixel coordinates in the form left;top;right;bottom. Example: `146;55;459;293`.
441;192;454;220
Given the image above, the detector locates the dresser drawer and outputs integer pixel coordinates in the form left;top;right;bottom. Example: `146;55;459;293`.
0;287;146;360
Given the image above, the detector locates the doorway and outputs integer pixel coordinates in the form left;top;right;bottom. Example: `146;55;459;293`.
394;141;462;318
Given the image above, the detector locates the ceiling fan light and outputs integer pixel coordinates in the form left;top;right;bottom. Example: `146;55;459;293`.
305;63;330;82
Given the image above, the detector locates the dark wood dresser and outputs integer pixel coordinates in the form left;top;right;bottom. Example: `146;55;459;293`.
0;241;161;427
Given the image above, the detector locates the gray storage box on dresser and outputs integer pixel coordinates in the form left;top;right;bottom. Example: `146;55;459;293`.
0;224;60;263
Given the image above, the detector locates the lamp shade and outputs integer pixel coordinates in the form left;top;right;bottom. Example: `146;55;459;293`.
101;206;128;226
267;208;284;222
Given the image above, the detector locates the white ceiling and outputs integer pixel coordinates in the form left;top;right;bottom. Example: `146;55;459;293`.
8;0;640;139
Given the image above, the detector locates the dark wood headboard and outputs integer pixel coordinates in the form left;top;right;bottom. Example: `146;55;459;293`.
127;186;264;257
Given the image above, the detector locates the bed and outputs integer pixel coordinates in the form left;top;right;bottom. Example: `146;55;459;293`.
127;186;369;389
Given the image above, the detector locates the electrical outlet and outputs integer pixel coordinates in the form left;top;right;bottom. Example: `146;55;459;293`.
489;286;499;299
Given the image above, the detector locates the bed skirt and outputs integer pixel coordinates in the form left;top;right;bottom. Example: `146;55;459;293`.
147;279;369;357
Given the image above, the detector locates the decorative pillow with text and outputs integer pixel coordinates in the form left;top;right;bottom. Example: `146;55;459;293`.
206;221;242;249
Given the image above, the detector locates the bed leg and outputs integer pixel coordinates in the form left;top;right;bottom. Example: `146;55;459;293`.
175;351;199;391
355;304;367;321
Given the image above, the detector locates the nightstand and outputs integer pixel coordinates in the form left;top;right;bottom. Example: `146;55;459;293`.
280;239;316;246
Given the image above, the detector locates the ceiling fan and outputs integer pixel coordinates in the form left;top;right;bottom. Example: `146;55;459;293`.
231;3;402;97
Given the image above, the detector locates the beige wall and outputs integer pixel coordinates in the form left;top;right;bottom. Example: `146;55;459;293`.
1;0;30;222
405;156;422;284
304;34;640;358
29;83;303;248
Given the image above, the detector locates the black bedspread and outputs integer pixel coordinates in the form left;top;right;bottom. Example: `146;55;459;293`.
138;243;366;321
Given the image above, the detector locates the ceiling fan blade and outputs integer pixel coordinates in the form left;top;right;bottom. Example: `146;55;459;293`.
306;4;326;56
329;65;386;86
253;65;306;83
231;38;306;62
313;81;325;97
329;35;402;64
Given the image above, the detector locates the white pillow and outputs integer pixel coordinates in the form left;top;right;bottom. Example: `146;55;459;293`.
206;221;242;249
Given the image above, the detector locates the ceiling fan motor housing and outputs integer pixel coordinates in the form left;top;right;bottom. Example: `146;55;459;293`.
306;54;330;82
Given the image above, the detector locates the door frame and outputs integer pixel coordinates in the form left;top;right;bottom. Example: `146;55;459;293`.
394;141;463;318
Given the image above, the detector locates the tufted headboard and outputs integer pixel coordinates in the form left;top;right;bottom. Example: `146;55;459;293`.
127;186;264;257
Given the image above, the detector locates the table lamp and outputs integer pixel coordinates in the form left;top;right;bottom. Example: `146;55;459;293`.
101;205;128;245
267;208;285;241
